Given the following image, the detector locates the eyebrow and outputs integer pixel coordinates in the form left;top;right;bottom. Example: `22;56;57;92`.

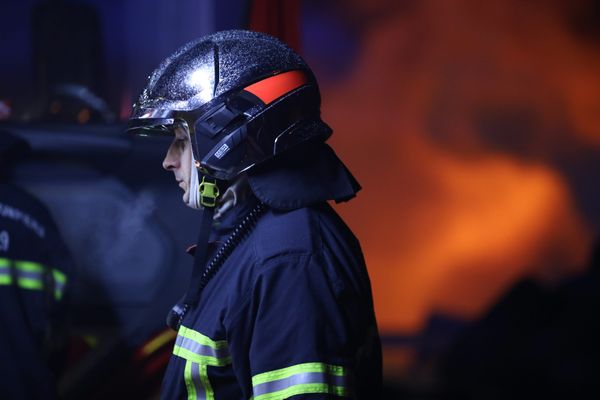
173;128;189;139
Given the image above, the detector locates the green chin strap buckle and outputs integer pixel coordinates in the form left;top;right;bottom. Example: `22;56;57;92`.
199;176;220;208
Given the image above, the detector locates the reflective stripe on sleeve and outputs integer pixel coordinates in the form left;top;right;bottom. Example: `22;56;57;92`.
251;362;351;400
0;258;67;299
173;325;231;366
185;360;211;400
174;326;225;400
184;361;198;399
0;267;11;284
52;269;67;300
13;260;44;273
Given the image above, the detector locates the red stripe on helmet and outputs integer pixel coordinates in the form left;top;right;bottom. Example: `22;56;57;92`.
244;70;308;104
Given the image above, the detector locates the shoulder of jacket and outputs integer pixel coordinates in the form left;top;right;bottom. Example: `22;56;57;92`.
249;205;326;263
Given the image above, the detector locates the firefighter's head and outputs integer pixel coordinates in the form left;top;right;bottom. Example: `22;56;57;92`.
127;30;332;209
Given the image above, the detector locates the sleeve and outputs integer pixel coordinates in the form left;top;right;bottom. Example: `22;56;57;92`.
227;253;370;400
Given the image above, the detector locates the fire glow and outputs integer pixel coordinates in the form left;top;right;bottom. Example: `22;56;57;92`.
320;0;597;334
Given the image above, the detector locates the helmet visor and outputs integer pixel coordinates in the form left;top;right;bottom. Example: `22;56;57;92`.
126;106;178;136
127;104;212;137
126;117;177;136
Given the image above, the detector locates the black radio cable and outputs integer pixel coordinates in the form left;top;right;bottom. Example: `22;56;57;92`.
167;201;267;331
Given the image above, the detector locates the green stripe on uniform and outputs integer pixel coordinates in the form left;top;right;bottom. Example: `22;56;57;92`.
252;362;346;386
16;277;44;290
0;258;67;298
254;383;347;400
252;362;350;400
15;260;44;273
173;345;232;366
53;269;67;284
178;325;229;349
200;364;214;400
184;360;197;400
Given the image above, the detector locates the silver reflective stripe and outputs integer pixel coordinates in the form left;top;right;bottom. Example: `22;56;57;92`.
55;280;65;289
0;262;11;284
253;371;347;397
191;362;206;400
52;269;67;299
252;362;351;400
176;335;230;359
175;327;228;400
55;279;66;296
16;270;43;280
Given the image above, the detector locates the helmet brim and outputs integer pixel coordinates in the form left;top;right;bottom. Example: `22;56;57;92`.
126;117;176;136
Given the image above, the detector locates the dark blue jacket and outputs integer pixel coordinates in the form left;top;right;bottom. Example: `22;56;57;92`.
0;184;72;399
161;196;381;399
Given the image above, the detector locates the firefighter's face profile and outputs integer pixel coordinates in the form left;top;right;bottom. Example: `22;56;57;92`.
162;124;193;204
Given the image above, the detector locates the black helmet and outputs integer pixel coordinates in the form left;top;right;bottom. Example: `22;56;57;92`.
127;30;332;181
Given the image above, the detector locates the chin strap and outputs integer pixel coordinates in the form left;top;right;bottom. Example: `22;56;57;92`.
187;172;220;306
167;172;221;330
186;159;200;209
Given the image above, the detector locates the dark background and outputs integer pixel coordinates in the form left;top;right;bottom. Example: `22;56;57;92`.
1;0;599;398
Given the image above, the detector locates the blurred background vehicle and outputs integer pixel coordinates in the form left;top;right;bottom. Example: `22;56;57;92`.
1;0;599;398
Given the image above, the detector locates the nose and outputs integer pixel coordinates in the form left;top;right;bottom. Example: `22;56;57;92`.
162;141;179;171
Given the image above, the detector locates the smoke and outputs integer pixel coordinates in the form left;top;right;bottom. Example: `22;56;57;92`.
36;178;169;305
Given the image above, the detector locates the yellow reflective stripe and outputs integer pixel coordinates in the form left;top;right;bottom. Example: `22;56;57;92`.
184;361;197;400
252;362;350;400
1;259;66;283
16;277;44;290
173;328;229;399
182;361;215;400
173;345;231;366
254;383;347;400
52;269;67;284
52;269;67;300
179;325;228;349
200;364;214;400
0;258;67;298
252;362;346;386
14;260;44;273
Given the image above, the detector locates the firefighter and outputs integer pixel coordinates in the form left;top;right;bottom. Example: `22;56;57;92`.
127;30;382;399
0;131;73;399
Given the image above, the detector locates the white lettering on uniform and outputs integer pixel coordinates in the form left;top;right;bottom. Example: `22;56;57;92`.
0;202;45;238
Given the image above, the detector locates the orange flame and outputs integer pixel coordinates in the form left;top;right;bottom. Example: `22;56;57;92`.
319;0;595;333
